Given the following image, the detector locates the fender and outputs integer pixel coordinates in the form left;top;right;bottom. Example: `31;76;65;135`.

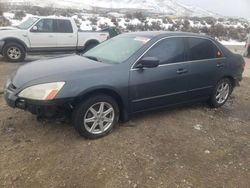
75;86;129;122
2;37;29;50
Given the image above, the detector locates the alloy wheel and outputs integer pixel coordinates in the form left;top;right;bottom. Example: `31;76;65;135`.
84;102;115;134
215;82;230;104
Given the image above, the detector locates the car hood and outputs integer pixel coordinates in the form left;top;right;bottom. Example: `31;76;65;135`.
12;55;112;88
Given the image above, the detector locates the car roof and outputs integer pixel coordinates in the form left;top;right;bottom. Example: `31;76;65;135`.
120;31;213;40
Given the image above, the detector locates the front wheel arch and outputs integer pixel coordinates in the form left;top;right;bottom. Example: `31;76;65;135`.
2;38;28;51
73;88;128;122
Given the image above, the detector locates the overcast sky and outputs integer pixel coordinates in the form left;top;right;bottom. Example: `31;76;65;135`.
177;0;250;19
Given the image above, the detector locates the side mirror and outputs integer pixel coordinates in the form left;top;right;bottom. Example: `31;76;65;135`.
136;57;159;69
31;26;38;32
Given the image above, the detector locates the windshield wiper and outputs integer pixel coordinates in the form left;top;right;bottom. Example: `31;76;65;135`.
83;55;102;62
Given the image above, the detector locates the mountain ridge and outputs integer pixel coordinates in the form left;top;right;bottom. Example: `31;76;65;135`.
5;0;219;17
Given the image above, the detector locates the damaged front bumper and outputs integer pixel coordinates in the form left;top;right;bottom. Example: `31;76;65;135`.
4;81;74;118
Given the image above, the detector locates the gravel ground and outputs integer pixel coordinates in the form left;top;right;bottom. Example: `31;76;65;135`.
0;46;250;188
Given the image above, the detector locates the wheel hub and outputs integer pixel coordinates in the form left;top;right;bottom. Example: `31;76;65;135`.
84;102;115;134
216;82;230;104
7;47;21;60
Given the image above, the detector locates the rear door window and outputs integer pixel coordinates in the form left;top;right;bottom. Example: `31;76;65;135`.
143;37;186;65
187;38;223;61
55;19;73;33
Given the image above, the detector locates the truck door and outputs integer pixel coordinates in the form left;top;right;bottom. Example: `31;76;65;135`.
28;19;57;48
54;19;77;49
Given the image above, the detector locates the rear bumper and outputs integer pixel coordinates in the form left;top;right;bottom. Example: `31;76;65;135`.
4;87;73;117
0;40;5;54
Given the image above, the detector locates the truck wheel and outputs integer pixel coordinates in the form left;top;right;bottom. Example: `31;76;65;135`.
3;42;26;62
84;41;99;52
73;94;119;139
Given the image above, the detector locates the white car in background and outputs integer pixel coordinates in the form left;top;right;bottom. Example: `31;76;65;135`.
0;16;111;62
244;32;250;57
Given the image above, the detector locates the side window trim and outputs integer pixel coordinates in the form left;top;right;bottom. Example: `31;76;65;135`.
186;37;224;61
32;18;54;33
131;36;225;70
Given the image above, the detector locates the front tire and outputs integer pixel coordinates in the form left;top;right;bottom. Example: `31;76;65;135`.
209;78;232;108
3;42;26;62
73;94;119;139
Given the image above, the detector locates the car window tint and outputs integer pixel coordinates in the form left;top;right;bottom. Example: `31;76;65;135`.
56;20;73;33
143;38;186;65
187;38;223;61
35;19;53;32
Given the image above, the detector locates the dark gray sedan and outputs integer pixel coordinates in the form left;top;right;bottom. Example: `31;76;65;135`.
4;32;245;138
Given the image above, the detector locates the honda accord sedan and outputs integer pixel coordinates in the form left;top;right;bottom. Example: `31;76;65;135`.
4;31;245;139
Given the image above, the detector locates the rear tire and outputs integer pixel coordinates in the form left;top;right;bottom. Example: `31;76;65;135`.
3;42;26;62
209;78;232;108
83;41;99;53
73;94;119;139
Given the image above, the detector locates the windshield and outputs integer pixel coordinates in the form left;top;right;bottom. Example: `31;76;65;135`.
16;17;39;29
84;36;150;64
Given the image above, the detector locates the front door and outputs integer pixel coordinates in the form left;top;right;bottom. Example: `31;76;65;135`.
129;37;190;112
28;18;57;48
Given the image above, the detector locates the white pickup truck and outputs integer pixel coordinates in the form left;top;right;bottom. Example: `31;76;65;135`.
0;16;111;62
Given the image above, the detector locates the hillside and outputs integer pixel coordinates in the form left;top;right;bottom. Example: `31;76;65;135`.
0;1;249;43
4;0;218;17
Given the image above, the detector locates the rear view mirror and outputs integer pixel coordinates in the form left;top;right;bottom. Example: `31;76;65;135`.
136;57;159;69
31;26;38;32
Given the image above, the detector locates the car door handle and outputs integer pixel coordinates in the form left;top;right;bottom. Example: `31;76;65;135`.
68;35;73;38
176;68;188;74
216;63;224;68
48;35;54;37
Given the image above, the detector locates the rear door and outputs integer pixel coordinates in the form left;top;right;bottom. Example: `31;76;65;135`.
185;37;226;99
54;19;77;48
28;19;57;48
129;37;190;112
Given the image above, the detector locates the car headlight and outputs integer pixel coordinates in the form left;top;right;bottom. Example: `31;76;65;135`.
18;82;65;100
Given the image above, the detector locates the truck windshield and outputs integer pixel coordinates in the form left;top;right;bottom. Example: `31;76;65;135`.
16;17;39;29
83;36;150;64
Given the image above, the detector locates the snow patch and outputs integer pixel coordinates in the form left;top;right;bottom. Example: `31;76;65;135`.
219;40;245;46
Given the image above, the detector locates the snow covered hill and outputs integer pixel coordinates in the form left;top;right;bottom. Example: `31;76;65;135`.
5;0;218;17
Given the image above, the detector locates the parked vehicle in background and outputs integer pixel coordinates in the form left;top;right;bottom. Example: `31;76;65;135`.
244;32;250;57
0;16;115;62
4;32;245;139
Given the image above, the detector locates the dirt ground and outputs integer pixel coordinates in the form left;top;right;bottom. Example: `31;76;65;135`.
0;46;250;188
